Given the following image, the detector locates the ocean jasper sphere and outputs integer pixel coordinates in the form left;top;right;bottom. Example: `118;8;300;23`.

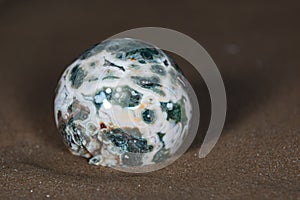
54;38;193;171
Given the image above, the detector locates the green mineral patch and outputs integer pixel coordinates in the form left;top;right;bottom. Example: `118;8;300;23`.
105;128;153;153
93;85;143;110
104;39;163;63
69;64;87;89
157;132;166;148
131;76;165;96
160;98;188;125
138;59;146;64
142;109;155;124
109;86;142;108
124;48;160;63
161;101;181;123
151;64;166;76
89;62;96;67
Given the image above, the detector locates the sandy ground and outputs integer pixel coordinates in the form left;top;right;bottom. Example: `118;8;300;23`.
0;0;299;199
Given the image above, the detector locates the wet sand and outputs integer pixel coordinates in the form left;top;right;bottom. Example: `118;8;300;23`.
0;0;299;199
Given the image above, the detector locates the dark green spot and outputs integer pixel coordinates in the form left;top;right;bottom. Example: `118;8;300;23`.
70;65;87;89
140;49;153;60
138;59;146;64
157;132;166;147
160;101;182;123
142;109;155;124
151;64;166;76
90;62;96;67
128;91;142;107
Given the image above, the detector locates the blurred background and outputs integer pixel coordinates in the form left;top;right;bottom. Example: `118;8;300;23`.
0;0;299;199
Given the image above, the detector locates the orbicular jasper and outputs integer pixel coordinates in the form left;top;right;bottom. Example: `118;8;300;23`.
54;38;193;169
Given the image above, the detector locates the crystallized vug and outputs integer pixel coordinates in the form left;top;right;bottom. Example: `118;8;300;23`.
54;38;192;168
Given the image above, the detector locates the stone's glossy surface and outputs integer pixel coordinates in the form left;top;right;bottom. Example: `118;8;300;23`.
54;38;192;168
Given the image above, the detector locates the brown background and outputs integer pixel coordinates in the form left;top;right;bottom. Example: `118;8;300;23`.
0;0;299;199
